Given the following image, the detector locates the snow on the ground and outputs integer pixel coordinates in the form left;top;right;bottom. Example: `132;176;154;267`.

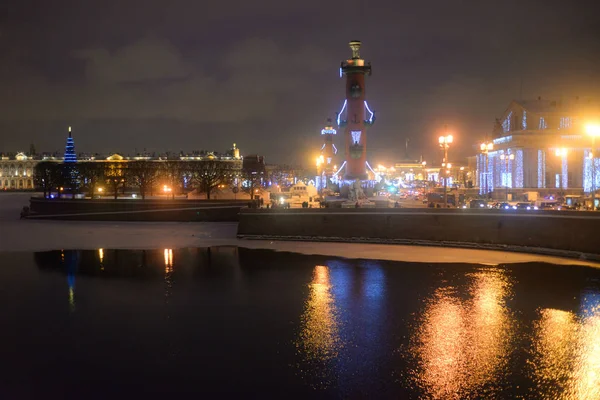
1;193;598;267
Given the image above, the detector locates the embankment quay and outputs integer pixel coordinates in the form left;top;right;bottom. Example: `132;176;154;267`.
238;208;600;260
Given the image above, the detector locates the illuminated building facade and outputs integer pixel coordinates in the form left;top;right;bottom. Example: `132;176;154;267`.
0;136;243;191
335;40;376;181
316;118;338;190
0;153;35;189
476;98;600;199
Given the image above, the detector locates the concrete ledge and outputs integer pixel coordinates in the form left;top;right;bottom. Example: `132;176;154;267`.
236;235;600;262
28;197;250;221
237;208;600;260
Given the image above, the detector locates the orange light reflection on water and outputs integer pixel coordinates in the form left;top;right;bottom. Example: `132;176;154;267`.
298;265;340;361
530;305;600;399
164;249;173;272
411;269;514;398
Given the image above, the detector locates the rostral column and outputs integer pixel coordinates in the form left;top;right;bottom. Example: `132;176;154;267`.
336;40;375;180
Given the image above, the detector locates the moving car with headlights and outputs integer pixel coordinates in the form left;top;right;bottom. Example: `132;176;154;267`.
515;202;538;210
469;199;488;208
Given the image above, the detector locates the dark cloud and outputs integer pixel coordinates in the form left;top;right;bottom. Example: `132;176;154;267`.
0;0;599;164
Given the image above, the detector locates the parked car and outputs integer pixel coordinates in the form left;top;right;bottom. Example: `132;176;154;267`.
515;202;538;210
469;199;488;209
498;202;515;210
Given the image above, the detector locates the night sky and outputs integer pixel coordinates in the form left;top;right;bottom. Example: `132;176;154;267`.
1;0;598;165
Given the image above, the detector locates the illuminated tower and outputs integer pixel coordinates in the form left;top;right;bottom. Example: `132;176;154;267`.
64;126;77;163
317;118;338;188
336;40;375;180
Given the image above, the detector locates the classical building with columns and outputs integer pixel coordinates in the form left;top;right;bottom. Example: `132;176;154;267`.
0;153;37;189
477;97;599;200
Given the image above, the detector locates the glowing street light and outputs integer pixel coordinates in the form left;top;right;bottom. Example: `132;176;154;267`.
163;185;172;199
438;135;453;146
480;141;494;196
438;133;454;207
555;148;568;157
586;124;600;137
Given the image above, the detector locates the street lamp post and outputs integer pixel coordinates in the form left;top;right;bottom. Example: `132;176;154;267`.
499;153;514;201
480;142;493;198
438;134;453;207
586;124;600;210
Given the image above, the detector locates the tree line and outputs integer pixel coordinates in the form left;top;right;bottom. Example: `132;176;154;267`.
33;160;261;200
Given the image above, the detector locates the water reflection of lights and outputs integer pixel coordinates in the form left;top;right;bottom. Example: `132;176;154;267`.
416;289;467;398
164;249;173;272
410;269;514;398
64;251;78;313
298;265;340;361
68;287;75;311
296;265;340;388
164;249;174;303
530;304;600;399
98;248;104;271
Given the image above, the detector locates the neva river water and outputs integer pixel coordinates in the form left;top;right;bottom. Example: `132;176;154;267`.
1;247;599;399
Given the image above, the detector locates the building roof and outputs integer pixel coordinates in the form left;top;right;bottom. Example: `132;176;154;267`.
515;98;587;114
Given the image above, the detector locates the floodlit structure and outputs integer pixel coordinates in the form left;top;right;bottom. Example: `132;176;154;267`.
0;153;35;189
316;118;338;190
335;40;376;181
64;126;77;163
476;98;600;203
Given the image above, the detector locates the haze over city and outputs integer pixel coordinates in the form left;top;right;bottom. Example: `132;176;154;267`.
1;0;599;164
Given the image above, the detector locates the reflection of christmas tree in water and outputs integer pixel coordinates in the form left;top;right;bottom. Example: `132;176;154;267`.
62;250;80;313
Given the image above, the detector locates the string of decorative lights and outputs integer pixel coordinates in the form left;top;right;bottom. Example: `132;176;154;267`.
515;149;524;188
537;150;546;188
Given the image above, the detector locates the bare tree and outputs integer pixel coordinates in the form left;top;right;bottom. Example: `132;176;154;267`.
77;162;104;199
268;165;294;190
104;162;126;200
34;161;60;198
127;160;158;200
189;161;231;200
161;160;184;200
240;167;263;201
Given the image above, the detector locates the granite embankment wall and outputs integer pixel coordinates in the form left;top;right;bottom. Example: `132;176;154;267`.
238;208;600;259
28;197;251;222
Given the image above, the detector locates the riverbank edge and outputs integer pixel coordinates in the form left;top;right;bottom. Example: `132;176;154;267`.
237;234;600;263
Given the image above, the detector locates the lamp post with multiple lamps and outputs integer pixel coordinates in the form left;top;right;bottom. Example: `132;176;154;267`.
480;142;493;198
587;124;600;210
438;134;453;207
499;153;514;201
